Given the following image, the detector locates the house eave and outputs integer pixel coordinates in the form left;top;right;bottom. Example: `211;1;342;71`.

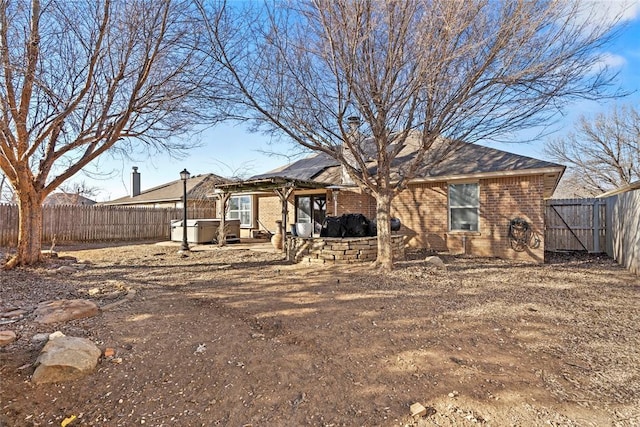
407;166;561;182
405;166;565;198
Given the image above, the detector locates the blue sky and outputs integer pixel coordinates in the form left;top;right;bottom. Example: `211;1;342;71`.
85;1;640;202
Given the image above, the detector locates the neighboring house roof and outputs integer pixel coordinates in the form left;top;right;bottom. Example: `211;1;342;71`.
44;193;97;206
103;173;232;206
252;135;565;198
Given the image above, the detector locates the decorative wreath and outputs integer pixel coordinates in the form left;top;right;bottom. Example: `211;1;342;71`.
508;217;540;252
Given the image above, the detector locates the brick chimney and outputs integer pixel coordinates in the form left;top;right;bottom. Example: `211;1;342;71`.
341;116;361;185
131;166;141;197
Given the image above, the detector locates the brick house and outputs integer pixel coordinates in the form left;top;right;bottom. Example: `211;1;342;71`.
223;136;564;263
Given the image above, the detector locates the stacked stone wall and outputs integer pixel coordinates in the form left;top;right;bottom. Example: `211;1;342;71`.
287;235;405;264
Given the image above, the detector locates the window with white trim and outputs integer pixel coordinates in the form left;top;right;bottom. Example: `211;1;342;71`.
448;183;479;231
228;195;252;227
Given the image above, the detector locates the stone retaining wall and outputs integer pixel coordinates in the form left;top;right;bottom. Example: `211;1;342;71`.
286;235;405;264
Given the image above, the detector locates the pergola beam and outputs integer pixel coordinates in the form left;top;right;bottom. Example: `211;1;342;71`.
212;177;326;193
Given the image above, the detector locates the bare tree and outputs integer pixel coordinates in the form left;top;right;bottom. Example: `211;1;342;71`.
200;0;622;270
546;104;640;196
0;0;222;268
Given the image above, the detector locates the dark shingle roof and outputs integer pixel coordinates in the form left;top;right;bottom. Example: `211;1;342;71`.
401;140;562;178
256;139;562;180
251;153;339;181
252;134;564;197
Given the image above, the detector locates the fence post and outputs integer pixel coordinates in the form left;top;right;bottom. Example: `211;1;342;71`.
592;199;600;253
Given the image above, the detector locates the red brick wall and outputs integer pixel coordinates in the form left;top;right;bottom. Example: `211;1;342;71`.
257;189;376;232
393;182;449;250
478;175;545;262
393;175;546;263
331;189;376;217
254;176;546;263
257;194;293;233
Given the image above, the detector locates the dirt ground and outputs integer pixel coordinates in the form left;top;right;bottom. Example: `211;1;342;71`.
1;242;639;427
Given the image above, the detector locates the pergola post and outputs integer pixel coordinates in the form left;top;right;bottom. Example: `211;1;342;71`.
274;183;295;252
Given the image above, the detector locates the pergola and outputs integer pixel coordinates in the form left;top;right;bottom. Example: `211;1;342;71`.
212;176;328;250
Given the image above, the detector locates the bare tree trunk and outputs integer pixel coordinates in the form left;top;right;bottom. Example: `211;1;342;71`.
216;192;231;247
5;185;43;268
375;190;393;271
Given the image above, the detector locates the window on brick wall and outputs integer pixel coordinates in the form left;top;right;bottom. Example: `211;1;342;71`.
228;195;252;227
448;183;479;231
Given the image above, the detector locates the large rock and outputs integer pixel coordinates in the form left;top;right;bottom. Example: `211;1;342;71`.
424;256;446;268
55;265;78;274
0;330;17;346
32;336;101;384
34;299;100;324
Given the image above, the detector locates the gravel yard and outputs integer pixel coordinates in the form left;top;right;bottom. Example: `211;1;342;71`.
1;242;639;426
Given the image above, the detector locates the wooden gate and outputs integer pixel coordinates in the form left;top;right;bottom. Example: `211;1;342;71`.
545;198;607;253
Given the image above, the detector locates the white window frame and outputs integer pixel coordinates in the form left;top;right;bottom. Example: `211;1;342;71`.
227;195;252;227
295;195;313;224
448;182;480;232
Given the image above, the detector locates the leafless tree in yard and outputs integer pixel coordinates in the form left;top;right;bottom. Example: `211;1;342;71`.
0;0;222;268
198;0;623;271
546;104;640;197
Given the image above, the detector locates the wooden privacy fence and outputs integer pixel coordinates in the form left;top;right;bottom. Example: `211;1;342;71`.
0;204;216;246
545;198;607;253
604;188;640;275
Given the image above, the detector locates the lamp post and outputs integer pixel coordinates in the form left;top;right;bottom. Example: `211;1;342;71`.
179;168;190;252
